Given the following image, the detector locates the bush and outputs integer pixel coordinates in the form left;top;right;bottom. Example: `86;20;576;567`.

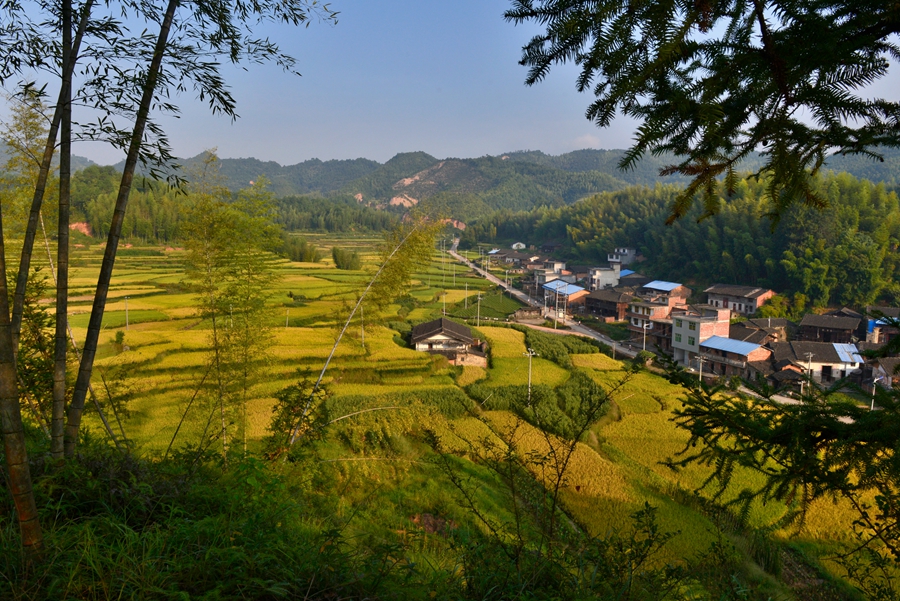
283;235;322;262
332;247;361;270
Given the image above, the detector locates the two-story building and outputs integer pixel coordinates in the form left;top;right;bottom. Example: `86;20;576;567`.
607;247;638;265
698;336;773;380
626;281;691;352
585;287;636;321
769;341;864;384
704;284;776;315
798;314;861;343
671;306;732;368
588;263;622;290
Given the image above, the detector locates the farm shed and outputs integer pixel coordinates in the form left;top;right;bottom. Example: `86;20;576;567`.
410;317;487;367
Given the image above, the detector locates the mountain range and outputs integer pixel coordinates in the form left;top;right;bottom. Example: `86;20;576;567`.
5;143;899;221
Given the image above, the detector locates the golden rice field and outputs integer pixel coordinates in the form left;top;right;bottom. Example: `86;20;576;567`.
33;240;864;582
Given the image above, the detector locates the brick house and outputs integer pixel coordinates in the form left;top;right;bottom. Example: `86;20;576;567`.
671;306;732;368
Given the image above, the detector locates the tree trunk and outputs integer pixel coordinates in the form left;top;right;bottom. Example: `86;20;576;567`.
10;0;94;357
0;211;43;556
51;0;73;461
65;0;180;457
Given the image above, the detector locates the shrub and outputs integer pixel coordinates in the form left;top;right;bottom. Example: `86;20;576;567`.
332;247;361;270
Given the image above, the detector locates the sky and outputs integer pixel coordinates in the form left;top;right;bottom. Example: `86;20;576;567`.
73;0;640;166
4;1;899;167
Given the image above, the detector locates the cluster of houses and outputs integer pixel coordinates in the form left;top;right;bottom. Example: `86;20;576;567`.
480;244;900;393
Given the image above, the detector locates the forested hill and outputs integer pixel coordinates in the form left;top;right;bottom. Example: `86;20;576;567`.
134;147;900;220
461;172;900;310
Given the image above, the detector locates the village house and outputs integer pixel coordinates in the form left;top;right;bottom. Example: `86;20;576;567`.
704;284;776;315
865;307;900;345
769;340;864;385
698;336;773;380
588;263;621;290
607;247;638;265
671;306;732;369
798;314;862;343
410;317;487;367
626;281;691;352
584;287;636;321
543;281;589;317
729;317;794;346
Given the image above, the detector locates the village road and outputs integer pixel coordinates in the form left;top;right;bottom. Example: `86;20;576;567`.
447;239;638;358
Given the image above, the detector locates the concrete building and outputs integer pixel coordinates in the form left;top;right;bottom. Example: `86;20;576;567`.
607;247;637;265
671;306;732;369
588;263;621;290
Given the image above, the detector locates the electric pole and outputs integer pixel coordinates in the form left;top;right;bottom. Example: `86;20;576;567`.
524;348;539;405
477;293;482;327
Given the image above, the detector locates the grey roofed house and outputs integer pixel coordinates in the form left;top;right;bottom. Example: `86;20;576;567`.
798;313;862;343
770;340;845;365
799;314;861;331
704;284;773;299
411;317;473;346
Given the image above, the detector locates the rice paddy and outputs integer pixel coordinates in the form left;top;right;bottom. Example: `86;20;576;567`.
27;237;864;590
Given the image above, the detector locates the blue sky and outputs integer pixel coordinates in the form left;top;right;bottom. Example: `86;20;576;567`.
76;0;641;166
7;0;899;167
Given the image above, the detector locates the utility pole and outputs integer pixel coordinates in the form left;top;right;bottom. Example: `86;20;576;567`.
872;375;884;411
124;296;129;330
554;285;560;329
465;282;468;309
698;355;705;384
524;348;539;405
477;293;482;327
360;303;365;346
285;309;289;328
643;321;648;351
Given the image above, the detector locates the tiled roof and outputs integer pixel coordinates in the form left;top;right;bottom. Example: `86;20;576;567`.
411;317;473;344
799;314;861;330
769;341;851;365
704;284;773;299
587;288;636;303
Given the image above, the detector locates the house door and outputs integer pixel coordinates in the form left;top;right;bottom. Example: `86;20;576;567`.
822;365;832;381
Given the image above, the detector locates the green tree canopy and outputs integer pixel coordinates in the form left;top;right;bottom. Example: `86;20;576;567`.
506;0;900;223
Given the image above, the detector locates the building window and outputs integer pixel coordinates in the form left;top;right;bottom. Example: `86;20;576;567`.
688;322;696;331
688;336;696;346
675;319;682;327
675;333;682;343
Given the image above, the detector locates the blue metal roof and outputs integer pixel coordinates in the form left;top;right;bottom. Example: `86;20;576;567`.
644;280;682;292
620;269;635;277
833;343;864;364
542;281;585;296
700;336;760;356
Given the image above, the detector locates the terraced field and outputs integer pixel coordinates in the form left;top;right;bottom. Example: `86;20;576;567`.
28;239;864;596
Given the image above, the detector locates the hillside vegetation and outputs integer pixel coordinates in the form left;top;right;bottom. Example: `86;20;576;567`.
462;171;900;310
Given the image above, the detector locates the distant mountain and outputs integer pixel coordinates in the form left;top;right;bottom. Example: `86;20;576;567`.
0;142;96;172
83;145;900;221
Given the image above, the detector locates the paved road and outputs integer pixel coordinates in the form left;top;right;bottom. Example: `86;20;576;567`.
447;239;638;359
